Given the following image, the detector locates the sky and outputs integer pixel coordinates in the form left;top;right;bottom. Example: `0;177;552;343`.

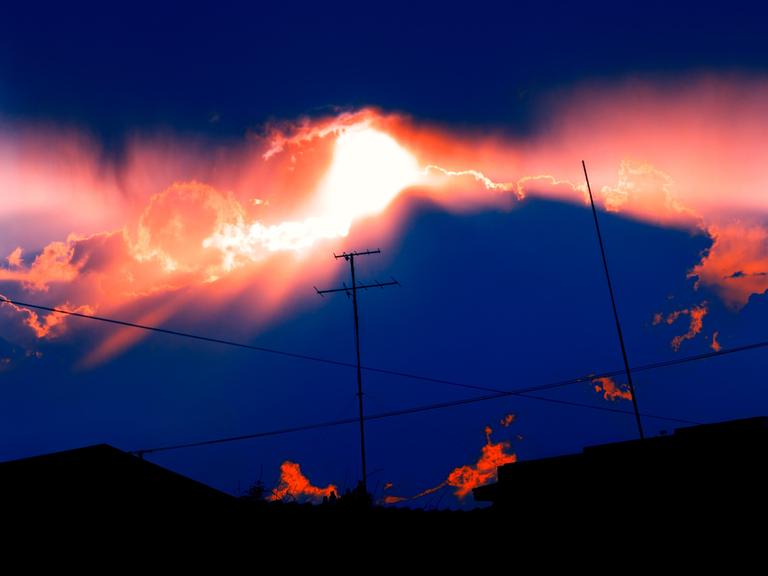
1;2;768;507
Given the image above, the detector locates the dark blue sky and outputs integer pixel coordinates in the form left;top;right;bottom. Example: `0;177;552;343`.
2;2;767;138
1;2;767;505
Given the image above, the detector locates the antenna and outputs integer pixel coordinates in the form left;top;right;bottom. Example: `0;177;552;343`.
582;161;645;439
315;249;400;498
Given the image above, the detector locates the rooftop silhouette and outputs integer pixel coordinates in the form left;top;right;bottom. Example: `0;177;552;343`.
474;415;767;517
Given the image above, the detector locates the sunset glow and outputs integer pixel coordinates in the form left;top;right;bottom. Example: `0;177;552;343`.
5;81;768;365
4;4;767;515
3;80;768;505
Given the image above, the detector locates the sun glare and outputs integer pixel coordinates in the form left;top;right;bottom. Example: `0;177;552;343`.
317;125;422;235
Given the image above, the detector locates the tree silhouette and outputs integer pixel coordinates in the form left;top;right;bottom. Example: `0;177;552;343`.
240;479;266;501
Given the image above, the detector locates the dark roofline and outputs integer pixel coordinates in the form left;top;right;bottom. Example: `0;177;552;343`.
0;443;234;506
474;415;768;503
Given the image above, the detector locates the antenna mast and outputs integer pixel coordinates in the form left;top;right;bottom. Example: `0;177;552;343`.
315;249;400;497
582;161;645;439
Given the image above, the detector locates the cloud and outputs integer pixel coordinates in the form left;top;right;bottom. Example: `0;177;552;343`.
259;108;380;160
592;376;632;402
0;294;93;339
129;181;245;275
653;303;708;351
0;238;80;291
5;78;768;363
500;413;516;427
269;461;338;502
6;247;23;268
383;421;518;503
711;331;721;352
689;225;768;309
600;161;700;227
445;425;517;498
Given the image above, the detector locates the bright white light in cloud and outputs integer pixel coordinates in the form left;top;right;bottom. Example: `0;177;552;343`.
203;126;423;269
316;125;422;234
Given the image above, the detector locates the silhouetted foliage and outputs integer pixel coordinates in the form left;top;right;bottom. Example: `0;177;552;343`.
240;479;266;501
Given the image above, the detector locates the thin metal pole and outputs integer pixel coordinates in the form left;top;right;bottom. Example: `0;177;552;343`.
315;248;397;497
582;160;645;439
348;254;368;494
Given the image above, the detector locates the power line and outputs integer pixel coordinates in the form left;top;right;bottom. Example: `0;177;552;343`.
132;390;699;456
3;295;767;402
5;295;760;455
0;296;359;369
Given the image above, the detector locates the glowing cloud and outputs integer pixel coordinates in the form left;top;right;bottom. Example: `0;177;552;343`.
0;237;80;291
129;181;245;274
711;331;721;352
383;421;517;504
689;225;768;309
204;125;424;266
445;425;517;498
269;461;338;502
5;78;768;362
0;295;94;339
500;413;516;427
260;109;376;160
423;165;519;196
654;303;709;351
6;247;23;268
592;376;632;402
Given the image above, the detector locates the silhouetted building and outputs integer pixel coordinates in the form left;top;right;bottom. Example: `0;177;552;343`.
474;416;767;517
0;443;486;528
0;444;234;512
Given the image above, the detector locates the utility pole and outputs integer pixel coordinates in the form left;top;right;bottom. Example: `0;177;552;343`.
582;161;645;439
315;249;399;497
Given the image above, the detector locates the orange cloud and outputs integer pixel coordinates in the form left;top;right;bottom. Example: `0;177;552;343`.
653;302;709;352
384;421;518;504
269;461;338;502
592;376;632;402
446;425;517;498
5;79;768;363
260;108;381;160
600;161;700;226
672;306;707;351
0;238;80;291
0;295;94;339
0;126;124;240
6;247;23;268
500;413;516;427
689;225;768;309
711;331;721;352
129;181;245;275
654;303;708;351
